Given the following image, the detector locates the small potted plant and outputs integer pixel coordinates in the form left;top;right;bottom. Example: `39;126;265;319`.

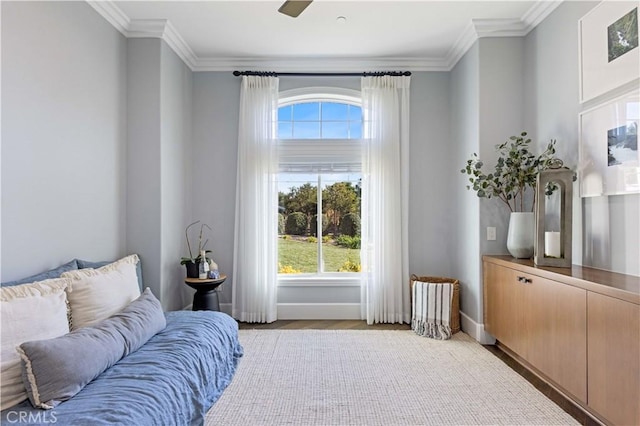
180;221;212;278
461;132;558;258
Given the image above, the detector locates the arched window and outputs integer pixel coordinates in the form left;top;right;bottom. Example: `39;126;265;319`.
277;88;362;280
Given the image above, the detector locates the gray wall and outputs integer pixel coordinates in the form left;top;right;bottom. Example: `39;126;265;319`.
191;72;453;305
449;42;481;321
126;38;162;299
448;38;524;324
159;42;193;308
1;2;194;311
1;1;127;281
524;1;640;276
127;38;193;310
191;72;240;305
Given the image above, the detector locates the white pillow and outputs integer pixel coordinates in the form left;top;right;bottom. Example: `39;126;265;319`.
62;254;141;330
1;278;71;410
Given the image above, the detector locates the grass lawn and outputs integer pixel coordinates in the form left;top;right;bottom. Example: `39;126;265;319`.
278;237;360;273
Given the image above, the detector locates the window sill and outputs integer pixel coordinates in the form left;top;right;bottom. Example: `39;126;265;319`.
278;275;361;287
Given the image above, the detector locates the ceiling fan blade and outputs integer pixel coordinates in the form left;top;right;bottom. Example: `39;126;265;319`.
278;0;313;18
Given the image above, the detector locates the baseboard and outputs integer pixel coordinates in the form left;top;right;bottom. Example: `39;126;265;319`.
460;311;496;345
209;305;494;334
277;303;361;319
220;303;232;316
218;302;360;319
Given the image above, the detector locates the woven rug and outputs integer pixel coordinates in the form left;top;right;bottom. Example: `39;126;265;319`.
205;330;578;425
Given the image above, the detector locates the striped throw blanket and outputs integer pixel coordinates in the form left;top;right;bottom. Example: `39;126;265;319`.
411;281;453;340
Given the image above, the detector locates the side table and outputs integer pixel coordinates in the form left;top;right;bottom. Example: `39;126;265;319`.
184;275;226;311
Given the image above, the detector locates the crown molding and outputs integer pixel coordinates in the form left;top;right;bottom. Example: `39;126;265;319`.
88;0;563;73
161;21;199;69
193;56;450;73
127;19;167;38
127;19;199;69
445;21;478;70
86;1;130;36
444;1;563;70
521;0;564;29
474;18;529;37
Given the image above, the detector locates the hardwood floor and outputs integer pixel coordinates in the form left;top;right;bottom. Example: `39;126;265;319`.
236;320;598;425
237;320;410;330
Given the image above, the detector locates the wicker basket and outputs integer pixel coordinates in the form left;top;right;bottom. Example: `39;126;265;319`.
410;275;461;334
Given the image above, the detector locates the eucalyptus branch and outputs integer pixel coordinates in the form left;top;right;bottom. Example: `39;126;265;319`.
461;132;561;213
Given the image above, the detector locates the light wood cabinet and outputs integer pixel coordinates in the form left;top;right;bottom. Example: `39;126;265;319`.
483;262;527;355
525;274;587;402
483;256;639;425
483;260;587;402
587;292;640;426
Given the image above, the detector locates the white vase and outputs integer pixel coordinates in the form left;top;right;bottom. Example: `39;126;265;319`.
506;212;535;259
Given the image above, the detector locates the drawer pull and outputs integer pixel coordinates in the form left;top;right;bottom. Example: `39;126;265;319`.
517;276;532;284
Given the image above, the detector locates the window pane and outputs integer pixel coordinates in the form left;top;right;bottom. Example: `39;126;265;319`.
321;102;349;121
278;122;293;139
293;122;321;139
321;174;361;273
349;105;362;121
278;105;292;121
278;174;318;274
322;122;349;139
293;102;320;121
349;121;362;139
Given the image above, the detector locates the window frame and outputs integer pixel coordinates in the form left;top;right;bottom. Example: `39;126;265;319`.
277;88;362;286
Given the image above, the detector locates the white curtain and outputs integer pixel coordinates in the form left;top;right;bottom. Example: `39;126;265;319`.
232;76;279;323
360;75;411;324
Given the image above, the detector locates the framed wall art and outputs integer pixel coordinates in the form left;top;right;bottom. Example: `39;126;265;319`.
579;2;639;103
579;89;639;197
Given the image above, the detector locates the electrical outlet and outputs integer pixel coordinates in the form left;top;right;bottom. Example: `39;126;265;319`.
487;227;497;241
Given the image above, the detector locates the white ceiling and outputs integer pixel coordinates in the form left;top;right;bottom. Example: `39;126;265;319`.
94;1;563;71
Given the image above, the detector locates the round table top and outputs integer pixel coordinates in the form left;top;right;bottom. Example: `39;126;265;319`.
184;274;227;286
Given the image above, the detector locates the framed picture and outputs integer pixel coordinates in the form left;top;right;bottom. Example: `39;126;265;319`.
579;89;639;197
579;2;639;103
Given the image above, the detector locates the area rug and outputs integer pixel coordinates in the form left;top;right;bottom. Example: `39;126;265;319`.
205;330;578;425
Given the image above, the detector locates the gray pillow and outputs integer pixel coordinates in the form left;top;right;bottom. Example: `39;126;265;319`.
76;257;144;291
1;260;79;287
17;288;166;409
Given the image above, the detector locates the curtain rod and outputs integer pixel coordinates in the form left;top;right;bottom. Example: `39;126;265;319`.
232;71;411;77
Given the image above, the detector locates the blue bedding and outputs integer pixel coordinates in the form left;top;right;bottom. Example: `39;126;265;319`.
1;310;243;426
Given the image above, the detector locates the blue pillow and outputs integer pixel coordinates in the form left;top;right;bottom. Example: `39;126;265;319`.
76;257;143;291
1;260;79;287
17;288;166;409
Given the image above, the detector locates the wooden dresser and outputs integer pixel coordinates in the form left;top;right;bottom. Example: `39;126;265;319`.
483;255;640;426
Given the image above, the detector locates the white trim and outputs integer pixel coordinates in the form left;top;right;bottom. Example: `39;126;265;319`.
445;2;563;70
279;87;361;106
460;311;496;345
87;1;561;72
278;276;361;287
219;303;232;316
86;0;130;36
445;20;479;70
193;56;449;72
521;0;564;30
127;19;167;39
220;302;360;319
277;303;361;320
127;19;198;70
474;18;529;38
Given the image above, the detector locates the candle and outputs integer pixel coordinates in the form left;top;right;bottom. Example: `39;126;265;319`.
545;231;561;258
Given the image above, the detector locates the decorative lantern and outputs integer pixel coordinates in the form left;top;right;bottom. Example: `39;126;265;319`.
534;160;573;268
